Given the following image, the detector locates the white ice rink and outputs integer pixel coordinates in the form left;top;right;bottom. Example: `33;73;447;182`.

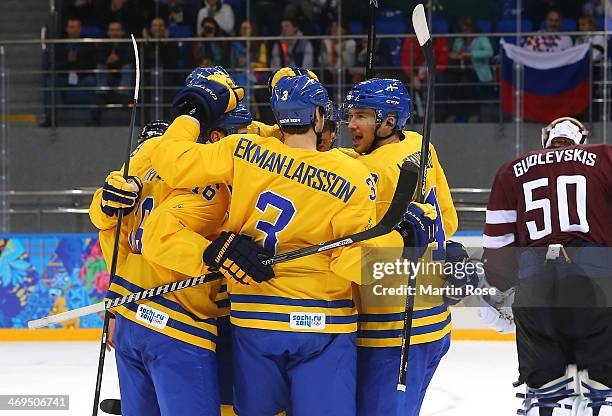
0;340;519;415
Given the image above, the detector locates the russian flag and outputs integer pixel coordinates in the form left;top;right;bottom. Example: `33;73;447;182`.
501;41;591;122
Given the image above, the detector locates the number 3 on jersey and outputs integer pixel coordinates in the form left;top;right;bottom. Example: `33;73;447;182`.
254;191;296;254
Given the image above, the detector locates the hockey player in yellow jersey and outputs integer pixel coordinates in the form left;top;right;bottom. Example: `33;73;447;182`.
149;74;436;415
343;78;462;416
88;74;250;416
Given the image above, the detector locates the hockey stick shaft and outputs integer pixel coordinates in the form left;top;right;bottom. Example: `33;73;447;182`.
263;160;418;266
29;162;418;329
365;0;379;79
398;4;436;392
92;34;140;416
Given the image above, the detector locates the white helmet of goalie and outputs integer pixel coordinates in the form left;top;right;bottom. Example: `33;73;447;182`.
541;117;589;149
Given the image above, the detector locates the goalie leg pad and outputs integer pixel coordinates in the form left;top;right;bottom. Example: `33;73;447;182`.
517;365;581;416
581;369;612;416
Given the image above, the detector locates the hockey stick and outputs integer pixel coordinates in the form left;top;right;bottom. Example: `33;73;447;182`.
365;0;379;79
91;34;140;416
397;3;436;392
28;161;419;329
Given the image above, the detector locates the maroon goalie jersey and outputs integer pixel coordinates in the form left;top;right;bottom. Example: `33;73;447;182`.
484;144;612;250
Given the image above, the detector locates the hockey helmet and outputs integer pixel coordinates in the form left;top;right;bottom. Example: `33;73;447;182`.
541;117;589;148
271;75;332;127
268;67;319;93
137;120;169;145
212;104;254;135
343;78;411;130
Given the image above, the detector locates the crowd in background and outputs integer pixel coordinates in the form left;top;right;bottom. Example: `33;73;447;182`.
41;0;611;126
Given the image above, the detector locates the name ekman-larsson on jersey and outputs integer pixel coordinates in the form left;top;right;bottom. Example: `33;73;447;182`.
233;137;357;203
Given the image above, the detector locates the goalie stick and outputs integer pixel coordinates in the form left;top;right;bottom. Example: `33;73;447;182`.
28;160;419;329
91;34;141;416
397;3;437;393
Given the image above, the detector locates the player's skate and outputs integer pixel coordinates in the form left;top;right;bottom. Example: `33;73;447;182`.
517;365;585;415
580;369;612;416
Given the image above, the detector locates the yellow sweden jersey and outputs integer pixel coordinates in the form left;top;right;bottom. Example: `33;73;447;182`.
151;116;404;334
89;117;231;350
354;131;458;347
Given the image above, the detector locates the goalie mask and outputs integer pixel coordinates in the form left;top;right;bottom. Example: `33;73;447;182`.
541;117;589;149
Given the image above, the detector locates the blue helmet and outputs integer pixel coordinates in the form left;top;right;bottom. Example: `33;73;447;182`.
344;78;411;130
185;66;234;86
271;75;331;127
212;104;254;135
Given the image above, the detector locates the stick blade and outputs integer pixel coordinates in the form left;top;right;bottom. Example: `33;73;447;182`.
412;4;431;46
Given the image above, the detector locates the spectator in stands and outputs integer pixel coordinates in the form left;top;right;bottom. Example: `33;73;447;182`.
197;0;235;36
142;17;180;71
283;0;324;35
401;34;449;122
41;16;97;126
524;10;573;52
93;20;133;123
525;0;582;26
577;14;606;104
448;16;494;122
319;20;356;97
576;15;605;62
270;18;314;69
350;38;392;83
97;0;144;36
156;0;197;28
64;0;98;27
142;17;180;118
231;20;268;85
194;17;230;68
582;0;605;18
95;21;133;93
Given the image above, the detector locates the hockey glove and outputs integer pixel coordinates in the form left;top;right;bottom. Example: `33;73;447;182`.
203;231;274;285
395;201;437;261
442;241;480;305
172;74;245;126
101;171;142;216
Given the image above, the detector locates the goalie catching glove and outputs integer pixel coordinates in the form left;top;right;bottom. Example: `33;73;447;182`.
101;171;142;216
172;74;245;126
203;231;274;285
395;201;438;261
